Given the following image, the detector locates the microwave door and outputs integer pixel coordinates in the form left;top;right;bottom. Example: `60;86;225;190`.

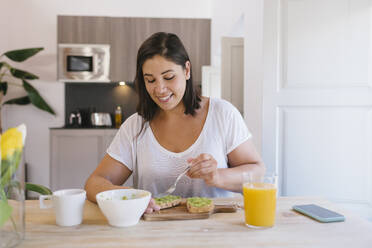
67;55;93;72
65;55;94;80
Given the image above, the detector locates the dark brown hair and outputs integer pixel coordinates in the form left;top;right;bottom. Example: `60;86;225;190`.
135;32;201;123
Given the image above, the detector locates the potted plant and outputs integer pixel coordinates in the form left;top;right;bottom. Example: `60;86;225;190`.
0;47;55;133
0;48;54;247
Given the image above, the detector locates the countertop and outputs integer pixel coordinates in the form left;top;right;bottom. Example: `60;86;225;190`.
50;126;118;129
20;197;372;248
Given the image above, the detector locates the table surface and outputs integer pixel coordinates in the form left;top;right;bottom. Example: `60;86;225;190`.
19;196;372;248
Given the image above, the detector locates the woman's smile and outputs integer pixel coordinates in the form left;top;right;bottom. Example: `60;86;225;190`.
157;93;173;103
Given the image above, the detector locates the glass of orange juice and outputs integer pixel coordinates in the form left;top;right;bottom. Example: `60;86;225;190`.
242;172;277;228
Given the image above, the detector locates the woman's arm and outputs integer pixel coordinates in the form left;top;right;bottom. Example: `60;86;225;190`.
84;154;132;203
216;139;265;192
187;139;265;192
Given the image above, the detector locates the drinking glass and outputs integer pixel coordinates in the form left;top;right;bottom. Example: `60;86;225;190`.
242;172;277;228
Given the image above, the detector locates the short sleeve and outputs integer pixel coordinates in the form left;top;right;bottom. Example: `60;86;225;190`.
224;103;252;154
106;114;141;171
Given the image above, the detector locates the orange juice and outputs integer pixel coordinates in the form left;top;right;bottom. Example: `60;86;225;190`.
243;182;277;227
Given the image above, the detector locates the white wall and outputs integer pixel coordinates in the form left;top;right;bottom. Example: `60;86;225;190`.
210;0;248;67
211;0;263;152
1;0;212;190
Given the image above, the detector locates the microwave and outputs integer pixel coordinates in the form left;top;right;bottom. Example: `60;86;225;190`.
58;44;110;82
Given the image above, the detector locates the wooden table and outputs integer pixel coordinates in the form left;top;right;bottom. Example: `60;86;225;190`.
19;197;372;248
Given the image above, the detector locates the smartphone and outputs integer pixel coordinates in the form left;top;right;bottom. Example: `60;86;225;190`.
292;204;345;223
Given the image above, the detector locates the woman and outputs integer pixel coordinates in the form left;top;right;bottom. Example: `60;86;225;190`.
85;32;265;213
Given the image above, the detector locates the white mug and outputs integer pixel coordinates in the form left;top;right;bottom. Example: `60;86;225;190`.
39;189;86;226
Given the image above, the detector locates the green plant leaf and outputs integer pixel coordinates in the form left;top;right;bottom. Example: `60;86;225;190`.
0;47;54;117
3;96;31;105
10;68;39;80
1;159;11;180
0;189;8;204
0;82;8;95
0;199;12;227
26;183;52;195
3;48;43;62
0;188;12;228
0;150;22;188
22;80;55;115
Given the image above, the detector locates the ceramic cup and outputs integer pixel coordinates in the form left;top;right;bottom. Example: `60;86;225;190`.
39;189;86;226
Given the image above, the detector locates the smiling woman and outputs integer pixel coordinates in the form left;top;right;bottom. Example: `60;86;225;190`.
135;32;200;123
143;56;189;112
85;32;265;215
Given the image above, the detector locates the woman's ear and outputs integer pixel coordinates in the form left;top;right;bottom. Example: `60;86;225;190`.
185;61;191;80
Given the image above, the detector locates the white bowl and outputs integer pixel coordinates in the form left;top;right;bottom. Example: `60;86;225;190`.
96;189;151;227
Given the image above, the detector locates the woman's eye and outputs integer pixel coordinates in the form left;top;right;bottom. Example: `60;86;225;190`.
164;75;175;80
147;79;155;83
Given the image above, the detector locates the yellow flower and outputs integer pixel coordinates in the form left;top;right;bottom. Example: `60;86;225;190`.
1;127;24;160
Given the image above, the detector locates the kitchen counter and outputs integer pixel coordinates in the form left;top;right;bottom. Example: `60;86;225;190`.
50;126;118;129
20;197;372;248
49;129;119;190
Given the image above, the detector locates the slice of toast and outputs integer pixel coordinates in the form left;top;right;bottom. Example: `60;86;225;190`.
186;197;214;213
154;195;182;209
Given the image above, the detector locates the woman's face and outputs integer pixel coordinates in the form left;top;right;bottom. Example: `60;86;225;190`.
142;55;190;113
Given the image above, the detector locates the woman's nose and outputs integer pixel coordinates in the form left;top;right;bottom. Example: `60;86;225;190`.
154;80;167;93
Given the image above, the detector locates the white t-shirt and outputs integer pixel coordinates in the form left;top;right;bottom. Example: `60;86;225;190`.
107;98;252;198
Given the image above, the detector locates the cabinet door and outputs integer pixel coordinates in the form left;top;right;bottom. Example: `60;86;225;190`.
57;16;111;44
50;130;105;191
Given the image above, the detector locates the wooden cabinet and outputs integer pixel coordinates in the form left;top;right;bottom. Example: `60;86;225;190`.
57;16;211;84
57;16;111;44
50;129;118;191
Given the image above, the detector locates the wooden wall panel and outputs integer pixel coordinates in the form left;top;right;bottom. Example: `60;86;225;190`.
58;16;210;84
57;16;111;44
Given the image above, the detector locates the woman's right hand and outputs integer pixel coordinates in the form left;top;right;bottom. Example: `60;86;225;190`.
145;198;160;214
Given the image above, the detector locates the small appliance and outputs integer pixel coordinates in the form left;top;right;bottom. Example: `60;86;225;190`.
68;110;82;127
91;112;112;127
58;44;110;82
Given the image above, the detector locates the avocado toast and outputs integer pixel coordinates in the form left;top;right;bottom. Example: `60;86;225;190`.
186;197;214;213
154;195;182;209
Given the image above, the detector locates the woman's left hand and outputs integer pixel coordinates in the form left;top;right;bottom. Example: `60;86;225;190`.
186;153;220;187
